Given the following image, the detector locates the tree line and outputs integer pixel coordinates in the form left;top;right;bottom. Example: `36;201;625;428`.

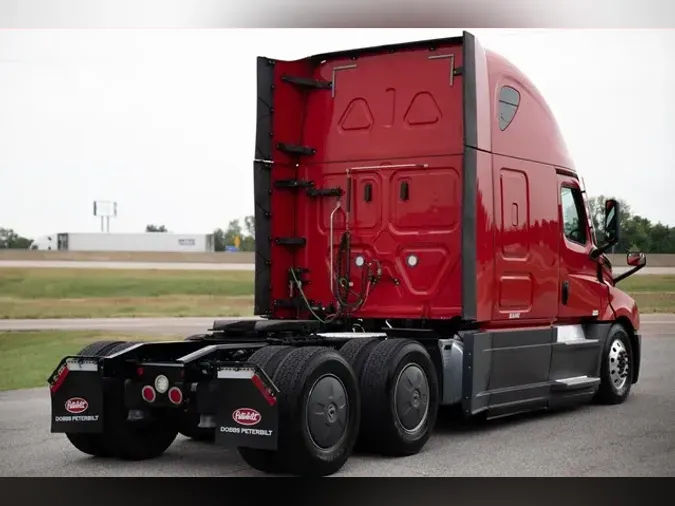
2;197;674;253
586;196;675;254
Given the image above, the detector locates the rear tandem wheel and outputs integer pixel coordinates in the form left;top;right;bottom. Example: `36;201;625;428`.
356;338;440;456
64;340;180;461
237;345;361;477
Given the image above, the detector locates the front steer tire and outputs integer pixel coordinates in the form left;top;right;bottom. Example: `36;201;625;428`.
594;323;634;405
359;338;439;457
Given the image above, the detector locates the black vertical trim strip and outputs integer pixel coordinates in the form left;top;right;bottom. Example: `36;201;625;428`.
461;31;478;321
253;56;275;316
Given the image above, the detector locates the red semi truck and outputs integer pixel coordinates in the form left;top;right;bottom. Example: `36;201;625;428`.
48;31;647;476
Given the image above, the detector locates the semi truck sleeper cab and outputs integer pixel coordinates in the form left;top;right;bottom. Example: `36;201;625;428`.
48;31;647;477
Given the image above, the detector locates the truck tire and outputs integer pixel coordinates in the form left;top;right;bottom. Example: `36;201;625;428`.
64;340;136;458
338;337;381;450
66;339;177;461
339;337;381;381
237;345;294;473
359;338;439;457
595;323;634;405
272;346;360;477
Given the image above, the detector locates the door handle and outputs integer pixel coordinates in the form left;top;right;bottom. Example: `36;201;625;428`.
561;281;570;305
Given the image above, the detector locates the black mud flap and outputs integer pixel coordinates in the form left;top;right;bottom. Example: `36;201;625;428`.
212;364;279;451
48;356;104;434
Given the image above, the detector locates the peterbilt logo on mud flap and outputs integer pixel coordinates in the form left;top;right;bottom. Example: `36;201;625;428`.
65;397;88;414
232;408;261;426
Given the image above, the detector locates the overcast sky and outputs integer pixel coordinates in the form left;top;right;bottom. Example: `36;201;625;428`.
0;29;673;238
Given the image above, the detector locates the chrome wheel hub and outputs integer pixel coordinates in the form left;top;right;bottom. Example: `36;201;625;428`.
609;339;630;391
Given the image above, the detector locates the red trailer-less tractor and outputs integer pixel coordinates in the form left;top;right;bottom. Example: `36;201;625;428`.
48;32;647;476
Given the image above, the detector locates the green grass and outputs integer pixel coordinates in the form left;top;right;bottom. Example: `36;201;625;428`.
618;275;675;313
0;331;178;391
616;275;675;293
0;268;254;298
0;268;255;319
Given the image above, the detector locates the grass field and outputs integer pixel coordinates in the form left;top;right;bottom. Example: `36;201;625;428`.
0;250;255;264
0;268;673;319
616;275;675;313
0;331;178;391
0;268;254;318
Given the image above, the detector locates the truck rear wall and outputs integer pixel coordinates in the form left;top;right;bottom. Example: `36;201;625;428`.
256;37;472;320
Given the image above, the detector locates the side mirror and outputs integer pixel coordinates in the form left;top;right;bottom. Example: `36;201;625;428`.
626;251;646;267
590;198;621;261
614;250;648;284
603;199;620;246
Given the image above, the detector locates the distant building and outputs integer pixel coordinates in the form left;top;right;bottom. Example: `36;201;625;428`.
32;232;215;253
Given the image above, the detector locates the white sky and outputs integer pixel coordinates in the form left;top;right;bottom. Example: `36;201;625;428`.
0;28;673;238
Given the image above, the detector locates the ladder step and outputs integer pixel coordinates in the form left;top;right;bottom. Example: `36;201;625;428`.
276;143;316;156
274;179;314;190
281;75;332;90
274;237;306;247
307;187;343;198
552;376;600;391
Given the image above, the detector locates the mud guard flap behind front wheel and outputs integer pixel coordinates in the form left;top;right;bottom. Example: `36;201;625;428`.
212;364;279;451
49;357;104;433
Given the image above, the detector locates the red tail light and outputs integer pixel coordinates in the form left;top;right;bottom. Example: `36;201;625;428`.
168;387;183;405
251;374;277;407
141;385;156;403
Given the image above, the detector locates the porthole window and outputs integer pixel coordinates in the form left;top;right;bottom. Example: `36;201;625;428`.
498;86;520;131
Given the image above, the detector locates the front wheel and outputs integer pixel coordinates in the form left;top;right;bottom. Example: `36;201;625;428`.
595;324;634;405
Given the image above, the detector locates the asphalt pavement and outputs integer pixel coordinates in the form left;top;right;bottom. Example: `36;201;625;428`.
0;315;673;477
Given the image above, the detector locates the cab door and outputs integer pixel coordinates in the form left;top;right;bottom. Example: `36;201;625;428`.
556;175;609;320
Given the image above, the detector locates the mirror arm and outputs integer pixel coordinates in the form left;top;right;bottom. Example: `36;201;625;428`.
613;262;646;284
590;242;613;260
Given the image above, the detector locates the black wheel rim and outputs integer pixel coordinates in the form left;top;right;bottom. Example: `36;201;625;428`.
394;363;430;433
306;374;349;450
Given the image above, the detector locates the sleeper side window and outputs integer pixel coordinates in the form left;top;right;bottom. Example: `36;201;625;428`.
498;86;520;131
560;186;587;245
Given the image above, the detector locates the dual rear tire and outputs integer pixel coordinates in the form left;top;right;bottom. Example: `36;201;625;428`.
237;338;439;476
65;337;439;474
340;337;439;456
237;345;361;477
64;340;180;461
